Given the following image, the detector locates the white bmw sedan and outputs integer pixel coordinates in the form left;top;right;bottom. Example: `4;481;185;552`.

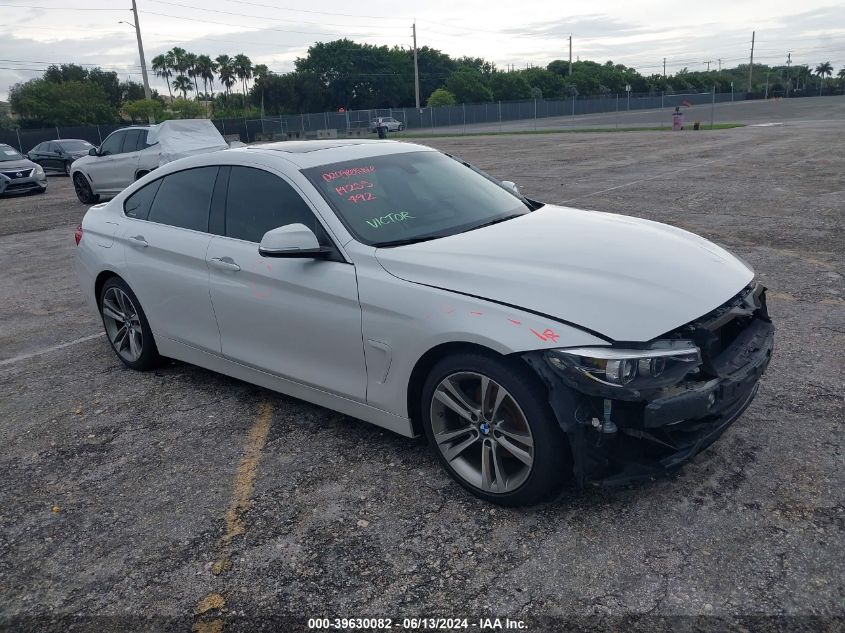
75;140;774;505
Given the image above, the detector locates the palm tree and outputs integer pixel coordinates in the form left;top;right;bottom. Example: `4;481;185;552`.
172;75;192;99
151;54;173;100
216;54;235;99
815;61;833;95
184;52;199;99
253;64;269;82
196;54;217;99
233;53;253;96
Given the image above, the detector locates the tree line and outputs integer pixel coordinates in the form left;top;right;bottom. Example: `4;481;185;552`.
4;39;844;128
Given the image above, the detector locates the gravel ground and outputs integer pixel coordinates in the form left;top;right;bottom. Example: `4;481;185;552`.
0;97;843;633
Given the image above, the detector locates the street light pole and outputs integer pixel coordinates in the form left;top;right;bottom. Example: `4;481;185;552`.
412;22;420;110
130;0;153;122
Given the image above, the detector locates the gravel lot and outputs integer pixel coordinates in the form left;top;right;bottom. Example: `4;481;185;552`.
1;97;843;632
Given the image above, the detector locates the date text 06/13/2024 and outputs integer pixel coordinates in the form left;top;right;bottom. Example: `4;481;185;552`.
307;617;528;630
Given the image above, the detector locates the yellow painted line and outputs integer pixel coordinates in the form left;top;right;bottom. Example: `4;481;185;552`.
195;593;226;614
222;400;274;546
192;400;274;632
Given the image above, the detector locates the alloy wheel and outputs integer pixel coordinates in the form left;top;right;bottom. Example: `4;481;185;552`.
101;287;144;362
73;173;93;203
429;371;535;494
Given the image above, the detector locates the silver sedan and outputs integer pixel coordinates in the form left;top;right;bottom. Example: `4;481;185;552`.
75;140;773;505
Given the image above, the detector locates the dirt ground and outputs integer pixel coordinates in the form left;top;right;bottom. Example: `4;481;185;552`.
1;97;843;632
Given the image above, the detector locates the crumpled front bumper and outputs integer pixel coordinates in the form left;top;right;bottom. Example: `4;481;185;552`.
525;287;775;487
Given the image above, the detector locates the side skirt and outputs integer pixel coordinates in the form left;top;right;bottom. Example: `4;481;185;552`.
156;337;416;438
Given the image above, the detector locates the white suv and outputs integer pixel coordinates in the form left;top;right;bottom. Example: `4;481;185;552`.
369;117;405;132
71;119;227;204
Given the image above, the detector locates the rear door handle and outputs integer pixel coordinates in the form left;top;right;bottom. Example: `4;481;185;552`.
209;256;241;272
127;235;148;248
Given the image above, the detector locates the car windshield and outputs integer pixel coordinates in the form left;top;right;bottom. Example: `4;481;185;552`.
303;151;530;247
0;146;24;161
59;140;93;151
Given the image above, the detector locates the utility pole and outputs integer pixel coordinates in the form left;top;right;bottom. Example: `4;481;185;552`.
130;0;153;123
718;58;722;72
663;57;666;78
785;52;792;97
703;60;712;71
569;35;573;76
747;30;755;93
412;22;420;110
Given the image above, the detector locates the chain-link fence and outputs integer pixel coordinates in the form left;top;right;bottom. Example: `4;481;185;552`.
0;89;750;152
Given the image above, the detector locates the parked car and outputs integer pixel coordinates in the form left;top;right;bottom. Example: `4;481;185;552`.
0;144;47;196
70;119;228;204
28;139;94;176
369;116;405;132
75;140;774;505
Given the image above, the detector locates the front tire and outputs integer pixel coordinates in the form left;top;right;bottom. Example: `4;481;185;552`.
64;161;72;176
99;277;160;371
420;352;568;506
73;173;99;204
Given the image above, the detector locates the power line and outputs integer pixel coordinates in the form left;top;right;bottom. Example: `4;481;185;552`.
140;9;400;38
145;0;412;31
0;2;129;9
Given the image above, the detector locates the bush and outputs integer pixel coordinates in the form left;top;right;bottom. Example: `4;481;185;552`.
426;88;457;107
163;98;208;119
123;99;163;123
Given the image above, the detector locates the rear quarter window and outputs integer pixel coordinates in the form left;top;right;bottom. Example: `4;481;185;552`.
123;178;163;220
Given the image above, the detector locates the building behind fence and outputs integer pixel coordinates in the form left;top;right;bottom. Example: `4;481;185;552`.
1;89;749;152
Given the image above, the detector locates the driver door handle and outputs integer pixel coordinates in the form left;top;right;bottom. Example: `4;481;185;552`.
127;235;148;248
209;256;241;272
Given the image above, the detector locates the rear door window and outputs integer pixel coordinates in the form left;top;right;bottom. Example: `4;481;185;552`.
147;167;219;232
124;178;163;220
121;129;143;153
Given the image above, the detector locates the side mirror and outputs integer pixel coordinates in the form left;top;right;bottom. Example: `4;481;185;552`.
88;147;98;156
258;223;332;259
502;180;521;196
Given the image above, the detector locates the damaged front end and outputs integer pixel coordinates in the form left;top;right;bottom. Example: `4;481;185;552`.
524;282;775;487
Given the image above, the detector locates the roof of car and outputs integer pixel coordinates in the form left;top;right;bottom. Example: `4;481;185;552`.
242;139;433;168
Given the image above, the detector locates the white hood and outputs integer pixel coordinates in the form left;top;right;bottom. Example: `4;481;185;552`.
375;205;754;342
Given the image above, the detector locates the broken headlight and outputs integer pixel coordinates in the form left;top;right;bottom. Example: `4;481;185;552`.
546;341;701;398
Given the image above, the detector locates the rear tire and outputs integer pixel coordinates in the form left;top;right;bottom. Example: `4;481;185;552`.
73;173;99;204
420;352;568;506
99;277;160;371
135;170;149;180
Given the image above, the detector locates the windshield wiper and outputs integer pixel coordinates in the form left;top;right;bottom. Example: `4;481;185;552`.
461;213;524;233
375;235;443;248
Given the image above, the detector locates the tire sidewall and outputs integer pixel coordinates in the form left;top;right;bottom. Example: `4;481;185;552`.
420;352;568;506
99;277;160;370
73;173;98;204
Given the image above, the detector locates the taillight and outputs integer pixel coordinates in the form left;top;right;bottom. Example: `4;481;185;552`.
74;224;83;245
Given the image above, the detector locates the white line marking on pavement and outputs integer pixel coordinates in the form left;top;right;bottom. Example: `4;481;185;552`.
0;332;105;367
561;156;726;204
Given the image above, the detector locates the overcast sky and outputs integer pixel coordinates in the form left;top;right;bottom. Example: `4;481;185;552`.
1;0;843;100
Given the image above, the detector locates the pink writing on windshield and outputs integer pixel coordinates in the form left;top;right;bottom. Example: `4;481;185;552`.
322;166;376;182
335;180;374;196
